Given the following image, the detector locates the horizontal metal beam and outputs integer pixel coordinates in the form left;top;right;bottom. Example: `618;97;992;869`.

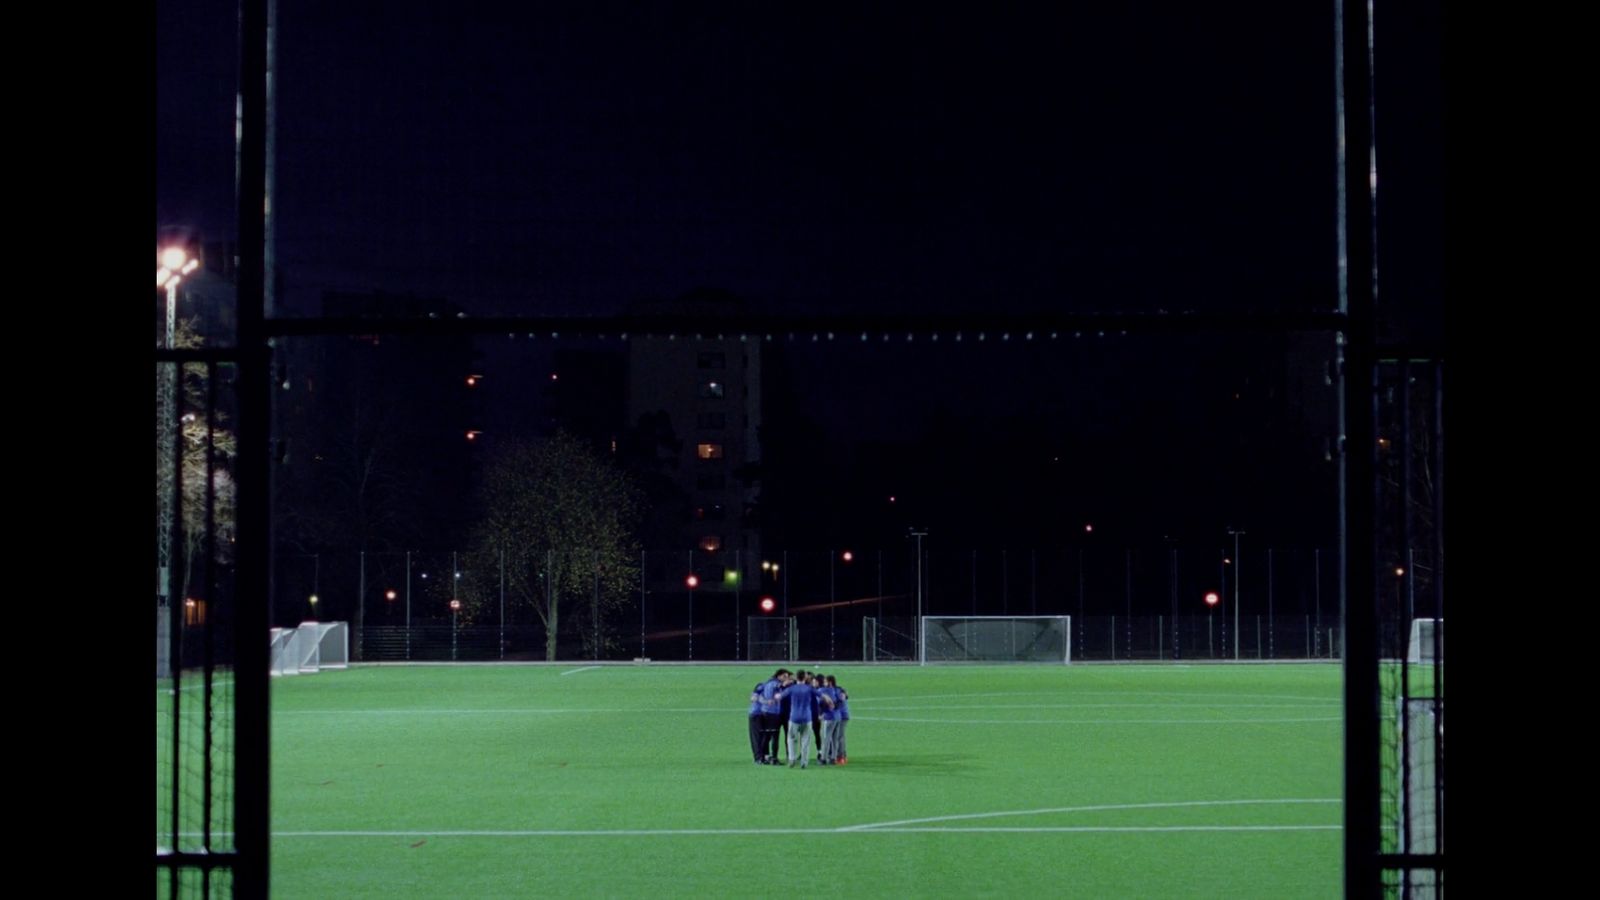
266;310;1351;339
1377;854;1446;870
155;851;239;871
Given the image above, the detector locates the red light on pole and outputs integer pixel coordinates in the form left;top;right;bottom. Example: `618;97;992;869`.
760;597;776;613
1085;523;1094;533
841;550;853;562
1204;591;1220;607
449;599;462;611
685;575;699;589
385;589;397;601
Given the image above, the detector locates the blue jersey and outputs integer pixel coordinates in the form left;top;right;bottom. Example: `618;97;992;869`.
749;682;764;716
758;678;783;714
782;682;819;722
819;686;841;721
836;687;849;720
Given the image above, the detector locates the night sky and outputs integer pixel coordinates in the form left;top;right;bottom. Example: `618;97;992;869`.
156;1;1442;551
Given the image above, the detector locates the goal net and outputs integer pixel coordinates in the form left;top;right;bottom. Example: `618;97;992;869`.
269;621;350;676
1406;618;1443;663
746;616;797;661
1397;696;1443;897
920;616;1072;664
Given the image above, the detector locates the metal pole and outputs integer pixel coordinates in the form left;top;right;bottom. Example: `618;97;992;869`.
1335;0;1384;885
1228;529;1243;661
231;0;271;888
1171;547;1180;660
1219;553;1226;658
1314;548;1322;656
830;550;836;661
911;530;927;664
1125;548;1132;660
405;550;412;660
157;281;179;628
1077;547;1085;659
357;550;365;662
1267;548;1274;659
499;549;505;660
876;550;883;622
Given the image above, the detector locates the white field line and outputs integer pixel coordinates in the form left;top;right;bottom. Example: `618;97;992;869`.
853;690;1340;705
266;824;1341;837
853;716;1342;725
275;706;1340;721
840;798;1341;831
175;798;1342;841
860;702;1339;710
559;666;602;676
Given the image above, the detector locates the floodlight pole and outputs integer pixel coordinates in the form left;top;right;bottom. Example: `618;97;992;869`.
1228;528;1244;661
911;528;927;665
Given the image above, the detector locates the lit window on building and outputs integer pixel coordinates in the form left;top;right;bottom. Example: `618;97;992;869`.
697;443;724;460
697;351;726;369
699;535;723;552
698;380;725;399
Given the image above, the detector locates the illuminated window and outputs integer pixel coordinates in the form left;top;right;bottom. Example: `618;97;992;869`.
698;380;725;399
697;443;724;460
699;535;723;552
697;351;726;369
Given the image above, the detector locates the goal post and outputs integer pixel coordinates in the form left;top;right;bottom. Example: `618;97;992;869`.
1407;618;1443;663
269;621;350;676
919;616;1072;664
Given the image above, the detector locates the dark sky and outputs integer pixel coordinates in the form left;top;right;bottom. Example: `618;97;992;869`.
151;1;1447;321
156;1;1441;548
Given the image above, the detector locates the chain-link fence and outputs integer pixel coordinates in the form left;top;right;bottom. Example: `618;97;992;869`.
275;545;1356;662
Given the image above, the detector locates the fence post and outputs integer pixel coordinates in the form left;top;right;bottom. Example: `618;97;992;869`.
405;550;412;661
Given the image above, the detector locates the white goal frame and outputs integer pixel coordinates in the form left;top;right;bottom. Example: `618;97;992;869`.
919;615;1072;665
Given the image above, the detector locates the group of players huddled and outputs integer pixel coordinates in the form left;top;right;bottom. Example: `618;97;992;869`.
747;669;849;768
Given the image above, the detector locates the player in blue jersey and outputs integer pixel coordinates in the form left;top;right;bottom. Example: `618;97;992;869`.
829;675;849;765
779;673;833;768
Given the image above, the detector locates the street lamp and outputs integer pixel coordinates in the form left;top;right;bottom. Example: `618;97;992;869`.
155;245;199;625
685;574;698;660
450;598;462;661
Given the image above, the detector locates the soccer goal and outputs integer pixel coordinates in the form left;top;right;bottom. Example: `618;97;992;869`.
746;616;797;661
1397;696;1443;898
269;621;350;676
920;616;1072;664
1406;618;1443;663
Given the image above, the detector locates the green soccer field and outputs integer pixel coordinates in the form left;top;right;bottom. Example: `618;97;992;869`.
246;662;1346;898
